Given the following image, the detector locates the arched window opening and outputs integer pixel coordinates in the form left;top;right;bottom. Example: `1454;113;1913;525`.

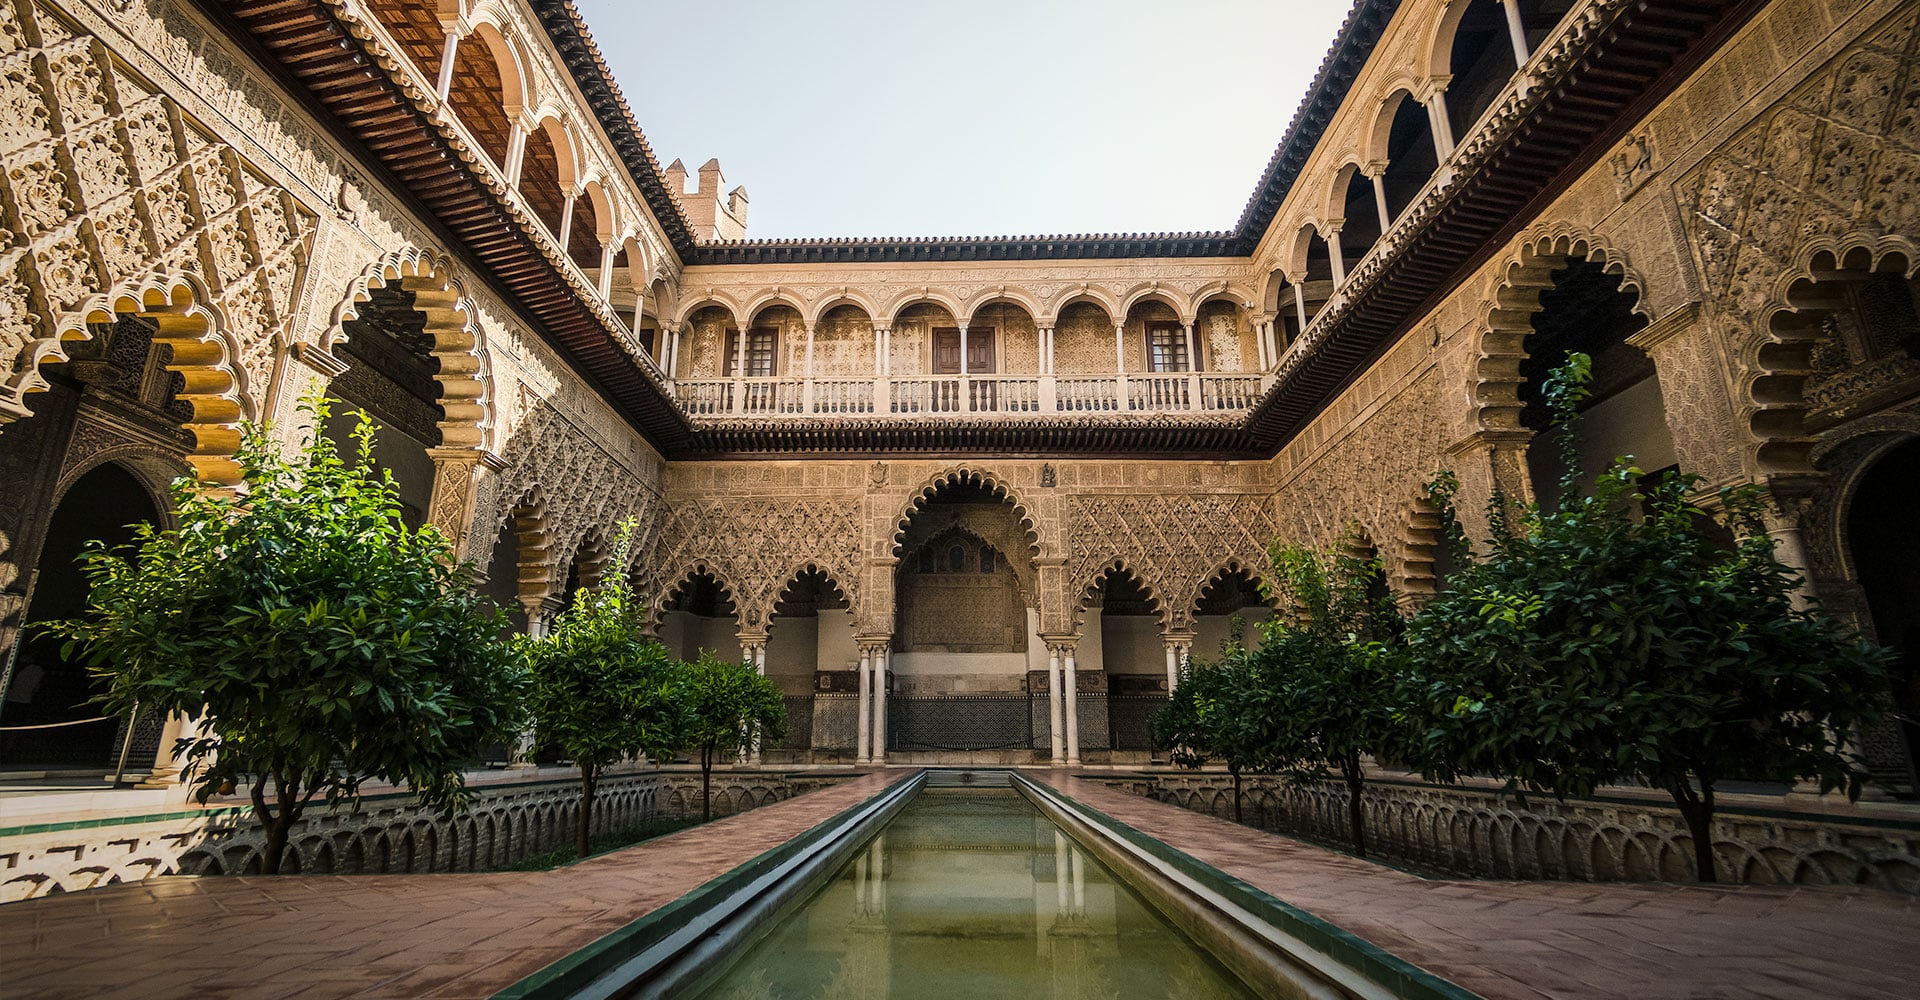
566;190;602;270
517;125;566;238
449;33;513;166
1300;229;1337;326
1846;438;1920;783
1518;260;1671;506
3;463;162;771
1194;568;1272;657
1445;0;1568;140
1338;167;1385;269
658;571;738;663
328;284;443;529
1381;94;1440;222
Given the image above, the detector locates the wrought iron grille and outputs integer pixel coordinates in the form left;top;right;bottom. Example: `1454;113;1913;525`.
776;694;813;751
811;693;858;751
888;695;1033;752
1109;694;1170;751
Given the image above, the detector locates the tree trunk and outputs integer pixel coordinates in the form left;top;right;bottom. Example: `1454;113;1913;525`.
1231;769;1243;824
252;770;299;875
701;744;713;822
260;812;291;875
576;766;597;859
1667;776;1718;883
1343;751;1368;859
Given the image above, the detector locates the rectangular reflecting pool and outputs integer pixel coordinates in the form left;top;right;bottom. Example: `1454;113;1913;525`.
693;787;1257;1000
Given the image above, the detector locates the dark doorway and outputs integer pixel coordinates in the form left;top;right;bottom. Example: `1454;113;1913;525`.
2;463;161;770
1848;437;1920;778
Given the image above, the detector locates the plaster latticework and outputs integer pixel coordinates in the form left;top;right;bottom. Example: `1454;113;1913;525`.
0;2;316;483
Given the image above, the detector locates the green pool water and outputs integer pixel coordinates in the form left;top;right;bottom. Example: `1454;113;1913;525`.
693;787;1258;1000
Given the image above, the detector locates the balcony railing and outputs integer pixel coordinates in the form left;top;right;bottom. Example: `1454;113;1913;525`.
672;372;1272;418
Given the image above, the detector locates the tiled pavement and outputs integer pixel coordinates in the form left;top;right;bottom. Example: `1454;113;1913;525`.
0;769;911;1000
1031;771;1920;1000
6;766;1919;999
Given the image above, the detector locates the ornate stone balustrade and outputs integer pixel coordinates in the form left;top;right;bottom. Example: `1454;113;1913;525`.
1114;771;1920;893
0;767;850;902
672;372;1273;419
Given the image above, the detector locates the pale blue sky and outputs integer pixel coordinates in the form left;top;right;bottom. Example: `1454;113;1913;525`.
573;0;1354;239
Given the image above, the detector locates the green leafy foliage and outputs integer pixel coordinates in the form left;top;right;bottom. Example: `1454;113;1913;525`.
1399;354;1892;880
679;651;786;820
518;519;688;856
1249;535;1406;855
46;398;525;873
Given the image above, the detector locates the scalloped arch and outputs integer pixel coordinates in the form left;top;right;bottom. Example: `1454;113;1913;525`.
1468;224;1652;434
890;466;1042;560
1752;234;1919;476
1074;559;1170;632
649;561;743;635
328;249;495;452
6;270;253;486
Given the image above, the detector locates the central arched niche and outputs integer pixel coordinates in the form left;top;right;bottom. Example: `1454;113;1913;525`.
890;474;1045;754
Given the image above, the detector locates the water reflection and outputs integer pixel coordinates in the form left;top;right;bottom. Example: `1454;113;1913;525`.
698;790;1254;1000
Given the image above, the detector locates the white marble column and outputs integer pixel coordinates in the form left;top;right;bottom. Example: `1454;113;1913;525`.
434;28;461;99
856;647;872;762
1063;647;1081;767
1326;223;1347;287
1369;167;1392;232
1047;645;1065;764
1499;0;1531;67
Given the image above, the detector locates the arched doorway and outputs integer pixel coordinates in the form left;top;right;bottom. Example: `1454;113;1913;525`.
891;474;1040;760
1519;259;1674;505
768;568;855;761
1082;566;1166;759
1194;566;1272;657
1846;437;1920;784
657;570;740;663
2;463;163;771
326;283;442;529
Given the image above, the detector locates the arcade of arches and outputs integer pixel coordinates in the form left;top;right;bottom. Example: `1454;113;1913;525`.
0;0;1917;799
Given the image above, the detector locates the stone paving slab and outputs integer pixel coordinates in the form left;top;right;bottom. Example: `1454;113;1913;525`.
1033;771;1920;1000
0;769;911;1000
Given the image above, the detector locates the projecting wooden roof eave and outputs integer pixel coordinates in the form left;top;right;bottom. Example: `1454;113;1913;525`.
213;0;694;455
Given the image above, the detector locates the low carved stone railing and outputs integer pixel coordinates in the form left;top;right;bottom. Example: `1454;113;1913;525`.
1112;771;1920;893
0;767;853;902
673;371;1271;418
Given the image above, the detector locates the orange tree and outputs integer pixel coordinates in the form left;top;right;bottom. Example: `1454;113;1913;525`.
677;651;785;821
519;521;686;858
49;400;524;874
1400;357;1890;881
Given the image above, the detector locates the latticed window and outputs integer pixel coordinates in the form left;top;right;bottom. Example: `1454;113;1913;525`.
1147;321;1189;372
723;327;778;376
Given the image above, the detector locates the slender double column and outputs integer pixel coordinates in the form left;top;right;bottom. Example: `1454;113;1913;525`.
857;638;891;763
1045;640;1082;766
1162;633;1194;693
